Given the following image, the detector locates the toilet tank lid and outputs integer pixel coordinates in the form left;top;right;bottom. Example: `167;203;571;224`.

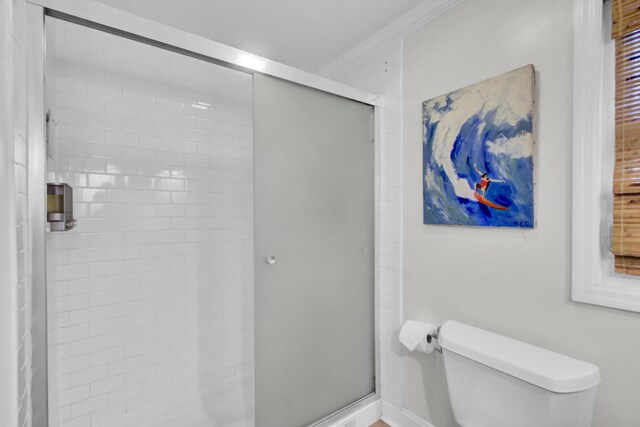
439;321;601;393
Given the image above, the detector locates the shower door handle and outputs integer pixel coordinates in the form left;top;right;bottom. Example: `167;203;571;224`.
265;255;277;265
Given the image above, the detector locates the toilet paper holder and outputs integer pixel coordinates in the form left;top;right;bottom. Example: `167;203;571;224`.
427;327;442;353
399;320;442;354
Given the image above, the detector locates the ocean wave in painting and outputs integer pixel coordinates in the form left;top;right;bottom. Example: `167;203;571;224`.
422;65;535;228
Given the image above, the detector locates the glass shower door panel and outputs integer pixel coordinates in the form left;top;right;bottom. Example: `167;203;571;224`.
45;18;254;427
254;75;375;427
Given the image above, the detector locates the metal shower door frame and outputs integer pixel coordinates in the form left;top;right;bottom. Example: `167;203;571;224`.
25;1;381;425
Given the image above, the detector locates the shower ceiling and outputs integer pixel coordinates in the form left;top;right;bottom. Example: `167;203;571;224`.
94;0;427;71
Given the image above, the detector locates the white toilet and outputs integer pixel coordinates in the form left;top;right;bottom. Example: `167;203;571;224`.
438;321;601;427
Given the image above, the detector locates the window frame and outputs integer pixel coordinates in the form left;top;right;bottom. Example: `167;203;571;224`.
572;0;640;312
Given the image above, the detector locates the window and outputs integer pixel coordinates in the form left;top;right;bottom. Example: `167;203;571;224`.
572;0;640;312
611;0;640;275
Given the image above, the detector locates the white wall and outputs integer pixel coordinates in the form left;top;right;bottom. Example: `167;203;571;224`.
46;19;254;427
1;0;33;425
403;0;640;426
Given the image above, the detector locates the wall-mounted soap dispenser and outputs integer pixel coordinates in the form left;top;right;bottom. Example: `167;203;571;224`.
47;183;76;231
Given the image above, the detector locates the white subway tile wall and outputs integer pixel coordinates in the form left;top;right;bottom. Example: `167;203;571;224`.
320;40;403;409
46;19;254;427
4;0;35;425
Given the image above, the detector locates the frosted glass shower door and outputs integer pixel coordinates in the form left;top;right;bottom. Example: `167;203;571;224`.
254;75;375;427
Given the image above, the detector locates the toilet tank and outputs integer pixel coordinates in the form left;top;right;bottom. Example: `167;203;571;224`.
439;321;600;427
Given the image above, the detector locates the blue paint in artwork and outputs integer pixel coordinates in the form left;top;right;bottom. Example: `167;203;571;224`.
422;66;535;228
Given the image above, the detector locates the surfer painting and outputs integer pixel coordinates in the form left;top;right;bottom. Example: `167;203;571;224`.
422;65;535;227
473;164;504;197
472;164;509;211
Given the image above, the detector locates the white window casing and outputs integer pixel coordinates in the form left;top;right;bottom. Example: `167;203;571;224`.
572;0;640;312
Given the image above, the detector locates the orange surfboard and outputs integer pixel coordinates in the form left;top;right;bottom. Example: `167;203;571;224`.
474;192;508;210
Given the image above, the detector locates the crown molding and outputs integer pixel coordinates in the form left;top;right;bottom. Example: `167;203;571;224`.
317;0;464;77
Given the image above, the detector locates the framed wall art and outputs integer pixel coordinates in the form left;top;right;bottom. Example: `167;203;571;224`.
422;65;535;228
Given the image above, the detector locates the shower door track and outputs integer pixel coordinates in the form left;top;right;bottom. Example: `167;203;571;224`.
25;1;381;426
29;0;378;105
309;393;377;427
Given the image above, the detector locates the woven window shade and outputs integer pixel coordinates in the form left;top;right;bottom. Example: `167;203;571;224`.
613;0;640;39
613;0;640;275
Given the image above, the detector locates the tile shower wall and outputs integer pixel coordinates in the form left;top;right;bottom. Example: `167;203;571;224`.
12;0;32;424
46;19;254;427
1;0;34;425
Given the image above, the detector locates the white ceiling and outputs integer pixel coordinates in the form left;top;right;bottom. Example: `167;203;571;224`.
94;0;426;71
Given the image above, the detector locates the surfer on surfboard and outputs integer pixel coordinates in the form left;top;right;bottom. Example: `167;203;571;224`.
472;164;509;210
473;163;504;197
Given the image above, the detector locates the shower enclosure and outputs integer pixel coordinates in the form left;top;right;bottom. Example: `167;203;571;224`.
32;2;377;427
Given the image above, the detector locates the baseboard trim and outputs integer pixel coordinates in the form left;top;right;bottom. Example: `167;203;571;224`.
380;401;434;427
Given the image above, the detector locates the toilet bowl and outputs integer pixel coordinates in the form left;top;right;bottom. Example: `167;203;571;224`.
439;321;601;427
